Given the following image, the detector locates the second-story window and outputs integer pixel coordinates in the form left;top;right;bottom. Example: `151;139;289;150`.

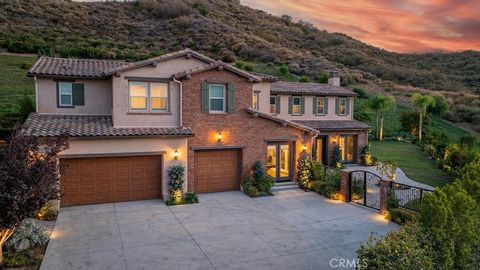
252;92;259;110
338;98;347;115
59;82;73;107
209;84;226;113
129;81;168;112
316;97;325;115
270;96;277;114
292;96;302;115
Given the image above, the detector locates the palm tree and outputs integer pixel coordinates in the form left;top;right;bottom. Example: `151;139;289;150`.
411;94;435;142
368;95;395;140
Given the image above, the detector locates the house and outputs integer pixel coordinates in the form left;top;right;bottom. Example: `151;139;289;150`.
23;49;369;206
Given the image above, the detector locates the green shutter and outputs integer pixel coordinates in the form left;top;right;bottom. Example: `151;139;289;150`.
301;96;305;115
335;97;339;115
276;96;281;114
72;83;84;106
227;83;236;113
313;97;318;114
346;98;350;115
201;81;209;112
288;96;293;114
324;97;328;114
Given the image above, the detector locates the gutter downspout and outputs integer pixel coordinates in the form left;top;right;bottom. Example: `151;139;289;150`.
34;76;38;112
173;77;183;127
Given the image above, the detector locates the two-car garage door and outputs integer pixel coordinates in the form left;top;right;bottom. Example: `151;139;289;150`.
61;155;162;206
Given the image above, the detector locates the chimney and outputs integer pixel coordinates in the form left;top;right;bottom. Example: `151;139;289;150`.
328;70;340;87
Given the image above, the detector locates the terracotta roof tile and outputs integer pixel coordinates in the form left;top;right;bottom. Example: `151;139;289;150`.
271;81;357;96
27;57;128;78
22;114;194;137
293;120;370;131
173;61;262;82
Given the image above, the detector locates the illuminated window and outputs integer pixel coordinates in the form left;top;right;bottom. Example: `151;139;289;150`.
270;96;277;114
252;92;259;109
338;98;347;115
317;97;325;115
150;83;168;111
292;96;301;115
129;82;168;111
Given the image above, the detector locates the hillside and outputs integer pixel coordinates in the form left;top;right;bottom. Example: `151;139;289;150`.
0;0;478;132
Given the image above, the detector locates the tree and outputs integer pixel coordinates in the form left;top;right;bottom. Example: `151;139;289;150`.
368;95;395;140
315;73;328;83
411;94;435;142
400;111;430;136
279;64;289;75
427;95;449;117
299;76;310;82
0;130;68;266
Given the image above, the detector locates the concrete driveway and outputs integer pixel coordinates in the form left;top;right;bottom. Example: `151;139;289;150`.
41;190;397;270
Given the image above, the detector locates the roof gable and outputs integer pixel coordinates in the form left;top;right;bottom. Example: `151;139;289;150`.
271;81;357;97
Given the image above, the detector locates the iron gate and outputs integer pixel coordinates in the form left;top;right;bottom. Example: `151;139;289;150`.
349;170;382;210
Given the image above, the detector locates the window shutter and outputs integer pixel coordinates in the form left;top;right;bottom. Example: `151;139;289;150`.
288;97;293;114
335;97;339;115
201;81;209;112
346;98;350;115
276;96;281;114
324;97;329;114
313;97;318;114
72;83;84;106
227;83;236;113
301;96;305;115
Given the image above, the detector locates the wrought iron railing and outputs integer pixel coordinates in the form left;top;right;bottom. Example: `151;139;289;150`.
388;182;434;212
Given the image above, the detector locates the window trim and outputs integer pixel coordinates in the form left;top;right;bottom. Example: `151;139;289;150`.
128;81;170;112
269;95;277;114
208;84;226;113
316;96;325;115
292;96;302;116
338;97;347;116
57;81;74;108
252;92;259;110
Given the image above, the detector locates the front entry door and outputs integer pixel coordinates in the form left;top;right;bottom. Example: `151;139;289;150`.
267;142;292;182
314;136;328;165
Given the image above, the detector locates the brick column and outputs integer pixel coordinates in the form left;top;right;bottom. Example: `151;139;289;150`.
339;170;350;202
379;180;390;214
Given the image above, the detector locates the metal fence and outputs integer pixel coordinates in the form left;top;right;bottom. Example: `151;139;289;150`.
388;182;434;212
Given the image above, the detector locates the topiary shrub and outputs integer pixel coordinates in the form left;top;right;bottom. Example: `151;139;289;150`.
297;155;312;189
241;162;274;197
361;144;377;166
165;165;198;206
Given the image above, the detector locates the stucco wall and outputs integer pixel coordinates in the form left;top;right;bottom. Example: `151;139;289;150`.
60;137;189;200
36;78;112;115
273;95;354;121
111;57;207;127
252;82;270;111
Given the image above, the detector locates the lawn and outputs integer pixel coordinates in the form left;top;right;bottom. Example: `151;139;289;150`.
371;141;451;187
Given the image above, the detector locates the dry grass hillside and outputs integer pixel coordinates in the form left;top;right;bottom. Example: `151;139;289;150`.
0;0;479;131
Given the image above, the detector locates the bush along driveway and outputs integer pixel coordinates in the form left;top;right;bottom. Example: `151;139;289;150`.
41;190;396;270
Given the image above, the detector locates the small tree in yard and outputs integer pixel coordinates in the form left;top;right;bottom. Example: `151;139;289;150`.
0;130;68;267
411;93;435;142
368;95;395;140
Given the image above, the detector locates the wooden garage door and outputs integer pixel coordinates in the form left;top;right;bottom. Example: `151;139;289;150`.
195;150;240;193
61;155;162;206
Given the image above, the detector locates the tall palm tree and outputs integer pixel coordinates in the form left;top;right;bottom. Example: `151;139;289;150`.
368;95;395;140
411;94;435;142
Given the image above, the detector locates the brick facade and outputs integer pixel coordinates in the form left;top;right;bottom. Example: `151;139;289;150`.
181;69;314;192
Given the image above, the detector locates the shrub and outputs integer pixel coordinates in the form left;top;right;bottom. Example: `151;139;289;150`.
257;175;274;193
325;170;341;198
297;155;312;189
299;76;310;82
3;251;42;268
387;208;420;225
36;202;57;221
315;73;328;83
18;95;35;120
244;64;253;71
19;62;32;70
246;185;258;197
184;192;199;204
350;180;364;201
6;220;48;251
361;144;376;166
459;134;477;148
442;144;476;175
427;95;449;117
400;111;430;136
193;2;209;16
358;223;434;270
333;145;342;168
166;165;185;205
310;160;325;182
279;64;289;75
235;61;244;69
242;161;273;197
310;180;326;194
423;130;450;160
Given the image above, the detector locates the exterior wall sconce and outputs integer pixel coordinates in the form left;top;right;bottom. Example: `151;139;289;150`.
302;144;307;152
173;150;180;160
217;133;223;142
332;138;337;144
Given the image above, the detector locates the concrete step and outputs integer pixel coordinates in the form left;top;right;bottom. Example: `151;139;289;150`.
271;181;299;192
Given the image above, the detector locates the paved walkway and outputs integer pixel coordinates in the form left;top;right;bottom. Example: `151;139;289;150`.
41;190;397;270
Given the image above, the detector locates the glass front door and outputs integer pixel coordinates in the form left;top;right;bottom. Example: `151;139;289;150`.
315;136;328;165
339;135;355;163
266;142;292;182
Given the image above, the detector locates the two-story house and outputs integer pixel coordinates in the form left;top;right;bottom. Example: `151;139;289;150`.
23;49;369;206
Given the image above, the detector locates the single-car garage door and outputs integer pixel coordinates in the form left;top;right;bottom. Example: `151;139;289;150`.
61;155;162;206
195;150;240;193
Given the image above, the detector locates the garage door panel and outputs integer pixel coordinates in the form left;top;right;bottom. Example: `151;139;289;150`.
61;155;162;206
195;150;240;194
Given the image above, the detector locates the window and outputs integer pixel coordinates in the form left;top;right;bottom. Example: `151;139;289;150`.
292;96;301;115
59;82;73;107
270;96;277;114
252;92;259;110
339;135;355;162
338;98;347;115
209;84;226;113
129;82;169;111
316;97;325;115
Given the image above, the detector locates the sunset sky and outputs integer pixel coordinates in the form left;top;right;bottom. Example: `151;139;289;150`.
241;0;480;53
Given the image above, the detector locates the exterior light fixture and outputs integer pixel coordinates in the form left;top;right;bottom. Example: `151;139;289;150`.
302;144;307;152
173;150;180;160
217;133;223;142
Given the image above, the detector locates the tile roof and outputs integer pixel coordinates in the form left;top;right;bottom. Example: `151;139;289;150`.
173;61;262;82
22;114;194;137
293;120;370;131
249;72;278;82
245;108;319;134
27;57;128;78
271;81;357;97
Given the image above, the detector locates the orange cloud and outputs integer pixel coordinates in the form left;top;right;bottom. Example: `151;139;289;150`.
241;0;480;52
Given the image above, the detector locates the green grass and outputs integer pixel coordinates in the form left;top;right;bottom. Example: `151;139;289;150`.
371;141;451;187
0;55;36;115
